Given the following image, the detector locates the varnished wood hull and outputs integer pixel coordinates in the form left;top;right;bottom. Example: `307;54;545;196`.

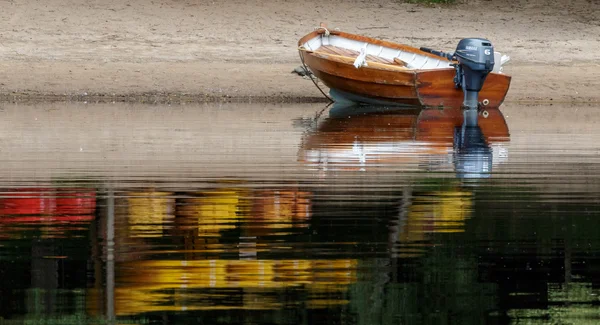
298;29;511;108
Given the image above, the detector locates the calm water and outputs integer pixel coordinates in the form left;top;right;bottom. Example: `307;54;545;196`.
0;102;599;324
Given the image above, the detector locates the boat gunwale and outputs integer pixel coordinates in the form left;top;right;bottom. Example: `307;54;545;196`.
298;29;456;62
302;49;469;78
299;29;509;78
306;51;416;74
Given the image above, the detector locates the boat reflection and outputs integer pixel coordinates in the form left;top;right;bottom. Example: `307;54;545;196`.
300;105;510;257
299;105;510;178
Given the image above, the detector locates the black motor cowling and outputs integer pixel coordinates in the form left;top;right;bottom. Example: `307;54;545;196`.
454;38;495;111
454;38;495;88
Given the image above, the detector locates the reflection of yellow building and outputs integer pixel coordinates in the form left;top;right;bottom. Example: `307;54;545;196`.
111;186;337;316
433;191;472;232
407;190;472;235
177;188;250;237
393;190;473;258
127;191;174;238
114;259;357;315
173;187;311;238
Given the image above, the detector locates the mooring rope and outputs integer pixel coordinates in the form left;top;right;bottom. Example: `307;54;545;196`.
314;26;331;36
298;48;333;102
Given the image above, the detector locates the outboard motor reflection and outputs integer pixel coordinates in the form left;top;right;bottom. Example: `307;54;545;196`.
453;113;493;179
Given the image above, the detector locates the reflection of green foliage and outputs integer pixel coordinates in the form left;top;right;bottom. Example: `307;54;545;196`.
468;189;600;246
1;313;147;325
0;288;147;325
15;317;145;325
50;176;99;188
508;282;600;324
345;178;600;324
0;315;147;325
412;177;458;192
349;255;497;325
445;183;600;324
18;315;104;325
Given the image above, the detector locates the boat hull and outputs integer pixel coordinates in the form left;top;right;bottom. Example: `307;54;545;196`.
302;51;421;107
416;69;511;108
329;88;418;107
298;30;511;108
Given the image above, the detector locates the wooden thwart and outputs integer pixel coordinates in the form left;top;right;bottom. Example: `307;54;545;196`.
318;45;405;66
393;58;408;67
310;51;410;72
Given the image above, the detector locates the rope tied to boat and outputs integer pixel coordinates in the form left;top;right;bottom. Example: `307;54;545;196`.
314;26;330;36
298;47;333;102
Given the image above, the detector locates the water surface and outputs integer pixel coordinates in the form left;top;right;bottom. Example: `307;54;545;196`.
0;102;599;324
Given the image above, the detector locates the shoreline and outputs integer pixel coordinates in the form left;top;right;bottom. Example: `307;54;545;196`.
1;61;599;105
2;92;598;105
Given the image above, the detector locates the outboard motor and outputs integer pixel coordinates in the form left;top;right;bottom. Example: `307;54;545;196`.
421;38;495;126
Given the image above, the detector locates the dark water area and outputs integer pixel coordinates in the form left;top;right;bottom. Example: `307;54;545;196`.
0;102;599;324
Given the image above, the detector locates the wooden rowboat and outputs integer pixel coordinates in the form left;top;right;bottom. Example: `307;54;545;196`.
298;25;511;108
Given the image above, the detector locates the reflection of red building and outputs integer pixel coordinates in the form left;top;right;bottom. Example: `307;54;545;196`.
0;188;96;223
0;188;56;216
56;189;97;216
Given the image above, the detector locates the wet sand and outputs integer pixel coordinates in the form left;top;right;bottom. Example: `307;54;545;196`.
1;0;599;103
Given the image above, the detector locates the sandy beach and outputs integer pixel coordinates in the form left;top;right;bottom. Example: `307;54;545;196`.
0;0;599;103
